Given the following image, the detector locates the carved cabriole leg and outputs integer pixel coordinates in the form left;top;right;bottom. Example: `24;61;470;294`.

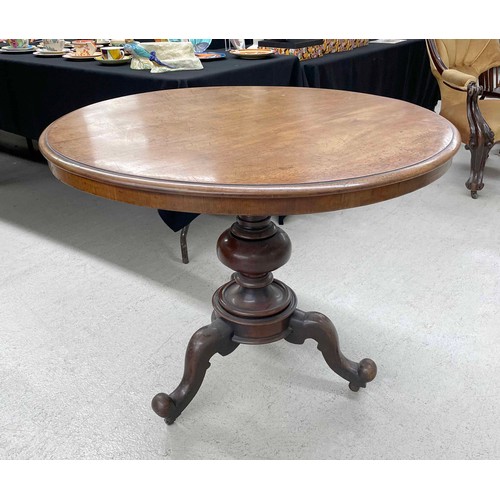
287;310;377;391
465;82;495;199
151;319;237;425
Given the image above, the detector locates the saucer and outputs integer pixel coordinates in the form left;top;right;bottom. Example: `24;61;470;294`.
0;45;36;53
63;52;102;60
196;52;226;61
229;49;275;59
94;55;132;65
34;48;71;57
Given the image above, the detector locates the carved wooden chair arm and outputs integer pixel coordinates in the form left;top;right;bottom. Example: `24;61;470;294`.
442;69;478;91
426;40;482;94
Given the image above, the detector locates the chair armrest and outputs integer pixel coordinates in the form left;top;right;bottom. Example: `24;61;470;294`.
442;69;478;91
426;40;481;92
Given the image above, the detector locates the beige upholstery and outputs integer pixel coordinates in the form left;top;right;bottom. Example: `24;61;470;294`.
443;99;500;144
441;69;477;91
428;39;500;143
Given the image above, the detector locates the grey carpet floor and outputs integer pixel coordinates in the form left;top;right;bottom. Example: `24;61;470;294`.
0;131;499;459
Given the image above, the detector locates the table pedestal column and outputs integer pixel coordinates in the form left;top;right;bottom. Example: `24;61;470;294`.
152;216;377;424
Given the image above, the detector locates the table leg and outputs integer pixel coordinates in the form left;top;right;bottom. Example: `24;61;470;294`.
152;215;376;425
287;310;377;391
152;319;238;424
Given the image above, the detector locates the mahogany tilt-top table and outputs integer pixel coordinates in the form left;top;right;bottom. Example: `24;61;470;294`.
39;87;460;425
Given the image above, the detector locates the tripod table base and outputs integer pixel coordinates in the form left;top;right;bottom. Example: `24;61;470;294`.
151;215;376;425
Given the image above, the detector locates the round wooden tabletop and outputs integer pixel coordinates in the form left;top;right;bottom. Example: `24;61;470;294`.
39;86;461;215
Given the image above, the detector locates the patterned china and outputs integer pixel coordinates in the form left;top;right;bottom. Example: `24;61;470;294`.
42;39;65;52
101;46;125;60
34;48;70;57
63;52;102;60
72;40;97;57
94;55;132;65
229;48;275;59
195;52;226;61
0;45;36;53
6;39;29;48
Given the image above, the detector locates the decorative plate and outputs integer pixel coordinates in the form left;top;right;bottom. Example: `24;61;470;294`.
196;52;226;61
229;49;275;59
33;49;71;57
0;45;36;53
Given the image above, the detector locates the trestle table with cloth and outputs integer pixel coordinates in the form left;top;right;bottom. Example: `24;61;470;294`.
0;40;438;140
0;52;305;140
0;40;439;243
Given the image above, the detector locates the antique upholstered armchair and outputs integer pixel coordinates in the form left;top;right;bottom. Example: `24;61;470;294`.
426;39;500;198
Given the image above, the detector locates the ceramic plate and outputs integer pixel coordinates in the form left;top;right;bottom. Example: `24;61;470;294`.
34;49;71;57
63;52;102;60
229;49;275;59
0;45;36;53
94;55;132;65
196;52;226;61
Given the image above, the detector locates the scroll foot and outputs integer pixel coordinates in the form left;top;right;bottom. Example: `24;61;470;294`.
286;310;377;390
152;318;237;424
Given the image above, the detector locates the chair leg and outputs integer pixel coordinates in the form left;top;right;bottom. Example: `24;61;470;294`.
466;142;493;199
180;224;190;264
465;83;495;198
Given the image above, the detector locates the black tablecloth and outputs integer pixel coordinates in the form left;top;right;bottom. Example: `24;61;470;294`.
0;51;305;140
301;39;439;110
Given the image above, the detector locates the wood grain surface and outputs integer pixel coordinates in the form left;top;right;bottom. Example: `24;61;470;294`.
39;86;461;214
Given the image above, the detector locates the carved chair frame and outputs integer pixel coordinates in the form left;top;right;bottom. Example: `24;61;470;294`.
426;39;499;198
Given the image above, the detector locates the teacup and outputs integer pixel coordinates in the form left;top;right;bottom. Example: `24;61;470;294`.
7;39;29;48
42;39;65;52
101;46;125;60
73;39;97;57
109;39;126;46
